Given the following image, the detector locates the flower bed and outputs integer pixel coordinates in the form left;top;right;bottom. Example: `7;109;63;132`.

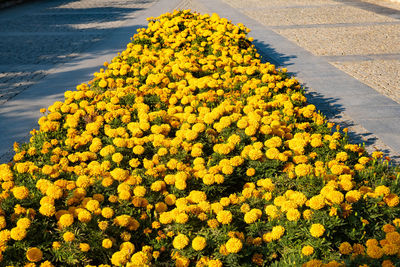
0;10;400;267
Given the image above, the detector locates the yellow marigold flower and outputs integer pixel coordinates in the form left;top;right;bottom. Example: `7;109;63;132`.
382;260;395;267
59;214;74;228
217;210;232;224
336;152;348;162
26;247;43;262
52;241;61;250
111;153;124;163
382;243;398;255
76;175;91;188
271;226;285;240
173;234;189;250
375;185;390;197
12;186;29;200
16;218;31;229
99;79;107;88
111;251;130;266
266;148;279;160
46;184;63;199
150;180;165;192
366;245;383;259
192;236;207;251
246;168;255;176
79;243;90;252
352;243;365;255
63;231;75;242
187;190;207;203
39;203;56;217
308;195;325;210
226;237;243;253
10;227;26;240
339;242;352;255
98;221;108;231
100;207;114;219
372;151;383;159
359;156;370;165
40;260;55;267
133;186;146;197
110;168;129;182
78;209;92;223
208;259;223;267
244;209;262;224
132;145;145;155
286;208;301;221
0;216;6;230
303;259;323;267
102;238;113;249
264;205;279;219
221;165;233;175
295;164;312;177
386;232;400;245
165;194;176;206
130;251;150;265
326;190;344;205
303;209;313;220
330;164;344;175
207;219;219;228
302;245;314;256
345;190;361;203
120;241;135;253
175;213;189;224
230;156;244;166
310;224;325;238
86;199;100;212
385;193;400;207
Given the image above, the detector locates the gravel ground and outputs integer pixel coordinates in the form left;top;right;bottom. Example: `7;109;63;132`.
276;25;400;56
331;59;400;104
175;0;210;13
226;1;395;26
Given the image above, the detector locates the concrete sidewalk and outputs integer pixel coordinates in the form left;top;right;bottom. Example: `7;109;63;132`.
0;0;399;163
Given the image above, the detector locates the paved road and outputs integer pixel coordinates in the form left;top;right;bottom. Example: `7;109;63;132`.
0;0;400;163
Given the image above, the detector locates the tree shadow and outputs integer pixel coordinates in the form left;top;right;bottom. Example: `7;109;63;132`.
0;0;146;67
252;40;295;68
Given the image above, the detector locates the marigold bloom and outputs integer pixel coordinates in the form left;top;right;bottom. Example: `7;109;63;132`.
10;227;26;241
173;234;189;250
26;247;43;262
217;210;232;224
302;245;314;256
226;237;243;253
13;186;29;200
16;218;31;229
39;203;56;217
102;238;113;249
63;231;75;242
59;214;74;228
192;236;207;251
79;243;90;252
339;242;352;255
310;224;325;238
